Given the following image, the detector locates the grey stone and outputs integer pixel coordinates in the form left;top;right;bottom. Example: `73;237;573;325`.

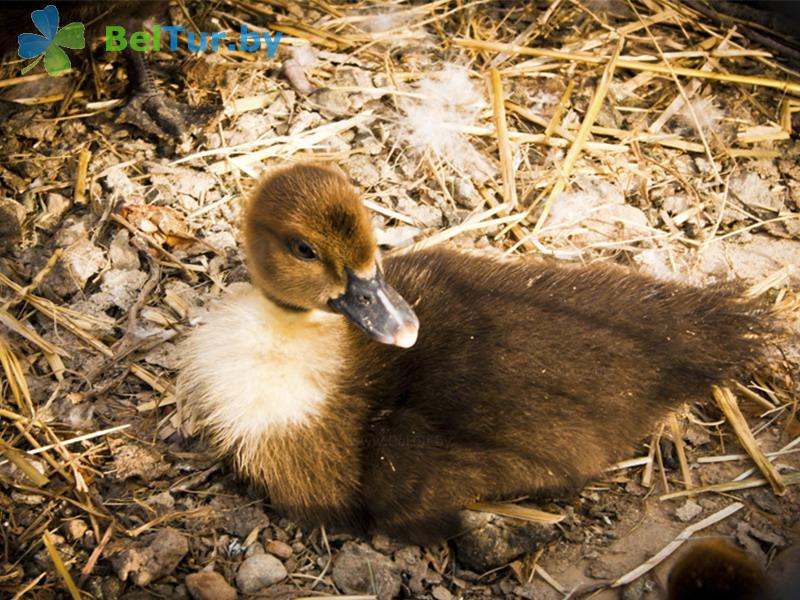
344;154;381;188
244;542;265;559
109;229;140;270
47;234;107;296
36;192;70;231
675;499;703;522
432;585;454;600
394;545;428;595
235;553;287;593
62;519;88;541
111;527;189;587
113;443;170;482
0;198;23;251
332;541;401;600
453;511;558;572
750;489;781;514
453;177;481;209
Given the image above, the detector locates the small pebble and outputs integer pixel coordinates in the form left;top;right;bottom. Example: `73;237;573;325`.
432;585;453;600
62;519;88;541
185;571;237;600
111;527;188;587
332;542;401;600
265;540;293;560
453;177;481;209
454;512;556;572
675;499;703;522
750;489;781;514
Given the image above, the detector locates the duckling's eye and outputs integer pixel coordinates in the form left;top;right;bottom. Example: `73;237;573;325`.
289;239;318;261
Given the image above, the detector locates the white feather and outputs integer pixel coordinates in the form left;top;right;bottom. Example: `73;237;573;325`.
677;97;723;134
177;286;344;452
400;65;492;178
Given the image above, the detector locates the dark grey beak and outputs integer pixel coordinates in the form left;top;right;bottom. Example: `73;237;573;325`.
329;267;419;348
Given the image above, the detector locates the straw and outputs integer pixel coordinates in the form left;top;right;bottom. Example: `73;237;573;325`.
490;68;518;207
611;502;744;587
453;39;800;95
712;386;787;496
533;37;624;234
42;531;82;600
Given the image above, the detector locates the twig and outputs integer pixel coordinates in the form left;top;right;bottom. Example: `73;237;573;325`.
544;80;574;141
669;414;694;493
74;147;91;205
489;0;566;69
43;531;82;600
642;428;660;488
535;564;567;594
627;0;723;185
660;472;800;500
712;386;787;495
11;572;47;600
465;501;565;524
0;424;130;467
611;502;744;587
490;68;517;207
78;524;114;587
0;308;68;358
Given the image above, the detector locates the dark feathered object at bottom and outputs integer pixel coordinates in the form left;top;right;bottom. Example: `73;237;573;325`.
667;538;800;600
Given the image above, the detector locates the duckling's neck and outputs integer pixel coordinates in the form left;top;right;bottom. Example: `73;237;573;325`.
180;286;348;452
179;284;371;524
260;290;309;313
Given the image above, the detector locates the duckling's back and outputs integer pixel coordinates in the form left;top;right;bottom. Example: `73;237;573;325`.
345;248;776;542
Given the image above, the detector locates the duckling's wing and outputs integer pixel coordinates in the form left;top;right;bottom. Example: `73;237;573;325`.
350;248;776;542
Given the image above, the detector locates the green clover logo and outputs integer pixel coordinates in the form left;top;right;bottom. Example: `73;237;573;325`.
18;5;85;76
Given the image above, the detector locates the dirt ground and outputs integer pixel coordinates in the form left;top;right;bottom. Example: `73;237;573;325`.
1;1;799;599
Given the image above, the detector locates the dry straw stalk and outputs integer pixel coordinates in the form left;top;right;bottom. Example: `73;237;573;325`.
712;385;787;495
454;38;800;95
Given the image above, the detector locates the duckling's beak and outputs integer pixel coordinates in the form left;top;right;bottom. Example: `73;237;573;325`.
329;267;419;348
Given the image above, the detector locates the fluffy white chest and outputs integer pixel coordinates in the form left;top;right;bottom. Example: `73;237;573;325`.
179;286;344;448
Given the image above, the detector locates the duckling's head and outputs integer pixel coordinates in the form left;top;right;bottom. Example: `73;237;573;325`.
245;163;419;348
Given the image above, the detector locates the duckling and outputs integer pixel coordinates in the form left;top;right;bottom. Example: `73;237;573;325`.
667;539;772;600
178;163;775;544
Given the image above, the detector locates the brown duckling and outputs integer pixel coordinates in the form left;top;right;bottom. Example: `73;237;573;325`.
667;538;783;600
178;163;775;544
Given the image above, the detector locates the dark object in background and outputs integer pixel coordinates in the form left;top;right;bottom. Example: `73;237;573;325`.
668;539;770;600
668;538;800;600
0;1;187;141
687;1;800;67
